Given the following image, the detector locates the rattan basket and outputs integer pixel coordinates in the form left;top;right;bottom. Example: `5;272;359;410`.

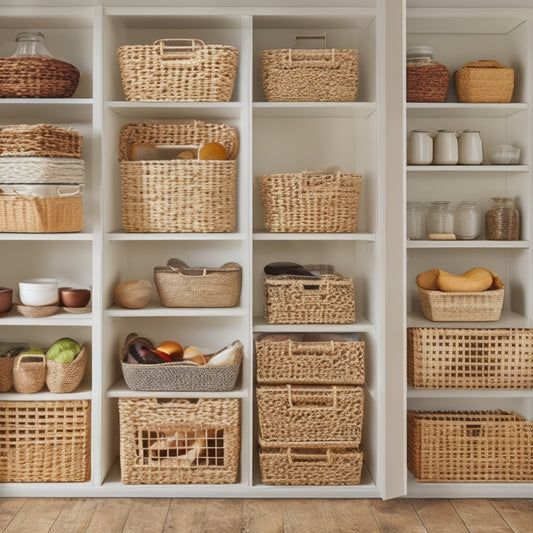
154;258;242;308
258;441;363;486
455;60;514;103
0;357;14;392
256;385;364;446
0;184;83;233
12;353;46;393
0;56;79;98
406;59;450;103
119;397;240;484
407;410;533;482
407;327;533;389
119;121;238;233
117;38;238;102
0;399;90;482
120;335;242;392
0;157;85;184
259;170;362;233
418;287;504;322
264;264;355;324
261;36;359;102
45;344;87;394
0;124;82;158
255;333;364;385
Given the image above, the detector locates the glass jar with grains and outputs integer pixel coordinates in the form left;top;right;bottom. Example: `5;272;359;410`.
485;197;520;240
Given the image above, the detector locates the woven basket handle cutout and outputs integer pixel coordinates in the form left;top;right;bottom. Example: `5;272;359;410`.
463;60;508;69
302;166;342;177
288;386;337;409
57;185;83;197
16;353;46;367
288;448;331;464
289;35;335;67
289;340;335;355
154;398;198;408
156;39;205;60
464;423;484;438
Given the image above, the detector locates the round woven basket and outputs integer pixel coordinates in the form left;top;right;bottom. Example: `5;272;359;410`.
13;353;46;393
45;344;87;394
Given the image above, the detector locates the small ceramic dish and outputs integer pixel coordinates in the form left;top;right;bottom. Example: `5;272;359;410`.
59;287;91;308
16;304;59;318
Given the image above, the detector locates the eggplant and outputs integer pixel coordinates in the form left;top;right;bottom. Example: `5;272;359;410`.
264;262;318;279
128;342;166;364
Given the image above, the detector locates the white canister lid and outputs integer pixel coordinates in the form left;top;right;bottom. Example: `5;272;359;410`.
407;45;435;59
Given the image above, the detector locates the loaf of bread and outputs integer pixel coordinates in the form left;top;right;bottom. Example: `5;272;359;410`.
416;267;504;292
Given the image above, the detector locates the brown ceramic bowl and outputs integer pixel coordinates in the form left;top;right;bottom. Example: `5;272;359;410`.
59;287;91;308
0;287;12;315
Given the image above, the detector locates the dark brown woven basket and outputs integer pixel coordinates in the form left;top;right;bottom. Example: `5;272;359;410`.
0;56;79;98
406;59;450;103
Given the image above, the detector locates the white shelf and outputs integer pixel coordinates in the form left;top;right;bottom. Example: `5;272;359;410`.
253;316;374;333
407;386;533;399
0;99;93;122
107;101;243;120
253;232;375;241
406;102;528;118
106;303;247;317
0;308;93;326
407;165;528;172
407;239;529;249
407;311;531;329
253;102;376;118
0;378;92;401
0;233;94;241
106;231;247;241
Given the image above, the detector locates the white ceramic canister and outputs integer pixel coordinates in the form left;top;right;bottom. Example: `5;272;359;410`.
458;130;483;165
432;129;458;165
407;130;433;165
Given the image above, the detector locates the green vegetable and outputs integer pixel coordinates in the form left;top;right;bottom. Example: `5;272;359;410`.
46;337;81;364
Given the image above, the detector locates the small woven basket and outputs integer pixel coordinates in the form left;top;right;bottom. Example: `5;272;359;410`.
45;344;87;394
0;400;91;482
261;37;359;102
154;258;242;308
120;335;242;392
119;121;238;233
259;442;363;486
0;56;80;98
0;157;85;184
259;170;362;233
407;327;533;389
0;357;14;392
263;264;355;324
117;39;238;102
0;124;82;158
407;410;533;482
455;60;514;103
12;353;46;393
256;385;364;446
119;397;240;484
255;333;364;385
418;287;504;322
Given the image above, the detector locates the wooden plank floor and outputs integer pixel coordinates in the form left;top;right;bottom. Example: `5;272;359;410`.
0;498;532;533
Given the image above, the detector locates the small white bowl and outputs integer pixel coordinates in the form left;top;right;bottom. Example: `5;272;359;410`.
18;278;59;307
490;145;521;165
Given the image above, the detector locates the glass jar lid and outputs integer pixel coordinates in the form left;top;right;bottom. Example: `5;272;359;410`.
406;45;435;60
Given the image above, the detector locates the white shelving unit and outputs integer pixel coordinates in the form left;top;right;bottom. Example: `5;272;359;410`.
405;7;533;498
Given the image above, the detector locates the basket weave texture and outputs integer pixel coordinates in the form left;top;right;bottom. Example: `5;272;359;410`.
259;444;363;486
0;157;85;184
154;259;242;308
12;353;46;393
255;333;364;385
259;171;362;232
0;399;91;482
455;60;514;103
406;59;450;102
45;344;87;394
407;410;533;482
0;358;13;392
256;385;364;446
120;336;242;392
117;39;238;102
119;397;240;484
418;287;504;322
119;121;238;233
0;56;79;98
261;48;359;102
263;264;355;324
0;124;82;158
407;328;533;389
0;195;83;233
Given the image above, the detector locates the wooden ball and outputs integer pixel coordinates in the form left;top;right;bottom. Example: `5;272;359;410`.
114;279;153;309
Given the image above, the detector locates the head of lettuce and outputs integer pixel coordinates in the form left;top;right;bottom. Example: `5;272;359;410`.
46;337;81;363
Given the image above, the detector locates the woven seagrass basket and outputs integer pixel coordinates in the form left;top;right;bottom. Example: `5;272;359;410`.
12;353;46;393
259;441;363;486
455;60;514;103
0;399;91;482
407;410;533;482
119;397;240;484
120;334;242;392
154;258;242;308
263;264;355;324
261;37;359;102
45;344;87;394
418;287;504;322
0;124;82;158
119;121;238;233
407;327;533;389
0;157;85;184
259;170;362;233
406;59;450;103
117;39;238;102
0;56;79;98
0;357;14;392
255;333;364;385
256;385;364;446
0;184;83;233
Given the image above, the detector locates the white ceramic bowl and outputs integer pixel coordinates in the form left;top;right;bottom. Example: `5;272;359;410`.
18;278;59;307
490;145;521;165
